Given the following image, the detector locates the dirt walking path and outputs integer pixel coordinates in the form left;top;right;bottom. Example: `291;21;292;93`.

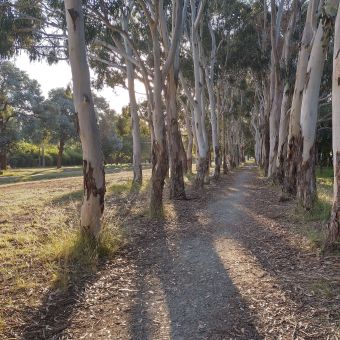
21;165;340;339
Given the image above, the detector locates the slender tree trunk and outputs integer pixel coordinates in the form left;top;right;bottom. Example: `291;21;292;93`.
64;0;105;237
38;146;41;167
183;100;193;173
165;69;186;199
122;8;142;185
284;0;319;194
297;2;337;209
57;138;65;169
268;0;284;178
276;0;299;184
222;111;228;174
150;24;168;216
0;149;7;170
41;142;45;168
326;7;340;246
190;0;209;188
205;22;220;179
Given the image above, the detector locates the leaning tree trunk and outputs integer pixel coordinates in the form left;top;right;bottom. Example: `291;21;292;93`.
122;8;142;185
57;138;65;169
64;0;105;237
297;1;337;209
284;0;319;195
325;5;340;247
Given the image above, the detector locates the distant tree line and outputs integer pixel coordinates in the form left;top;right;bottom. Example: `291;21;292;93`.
0;61;150;170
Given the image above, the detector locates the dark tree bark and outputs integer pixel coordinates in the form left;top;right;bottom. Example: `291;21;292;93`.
57;139;65;169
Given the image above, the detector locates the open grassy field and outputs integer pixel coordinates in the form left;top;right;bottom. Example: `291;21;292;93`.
0;163;133;185
0;165;151;335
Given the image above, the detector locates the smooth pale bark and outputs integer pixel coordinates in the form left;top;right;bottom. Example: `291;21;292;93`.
122;7;142;184
285;0;319;194
326;5;340;246
205;22;220;179
64;0;105;237
268;0;284;178
276;0;299;184
181;98;193;173
190;0;209;187
297;0;338;209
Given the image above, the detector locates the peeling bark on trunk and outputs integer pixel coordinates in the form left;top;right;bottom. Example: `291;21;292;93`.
149;23;168;216
268;0;284;178
57;139;65;169
64;0;105;237
297;1;337;208
326;8;340;246
276;0;299;184
284;0;319;194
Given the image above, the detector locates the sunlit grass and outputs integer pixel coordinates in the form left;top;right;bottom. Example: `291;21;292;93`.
0;167;151;336
0;163;139;185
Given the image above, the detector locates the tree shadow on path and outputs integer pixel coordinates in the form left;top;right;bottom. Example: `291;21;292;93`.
128;192;262;339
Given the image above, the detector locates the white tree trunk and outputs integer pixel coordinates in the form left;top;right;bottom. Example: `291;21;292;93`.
64;0;105;237
122;6;142;184
205;22;220;179
276;0;299;183
268;0;284;178
190;0;209;187
327;5;340;246
285;0;320;194
297;0;339;209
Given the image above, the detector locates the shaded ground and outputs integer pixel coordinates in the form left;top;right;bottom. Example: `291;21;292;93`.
6;165;340;339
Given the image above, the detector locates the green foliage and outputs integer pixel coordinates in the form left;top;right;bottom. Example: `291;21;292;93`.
0;61;43;164
9;141;82;167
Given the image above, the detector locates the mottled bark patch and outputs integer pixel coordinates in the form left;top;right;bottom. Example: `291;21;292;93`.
83;160;106;213
284;134;301;195
150;138;168;217
296;137;316;210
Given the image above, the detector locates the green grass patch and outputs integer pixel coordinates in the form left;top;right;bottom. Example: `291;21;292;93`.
44;227;123;289
308;279;333;298
0;164;137;185
293;166;333;248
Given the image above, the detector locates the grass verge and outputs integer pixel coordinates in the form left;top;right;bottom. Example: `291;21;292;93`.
0;168;151;337
294;167;333;248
